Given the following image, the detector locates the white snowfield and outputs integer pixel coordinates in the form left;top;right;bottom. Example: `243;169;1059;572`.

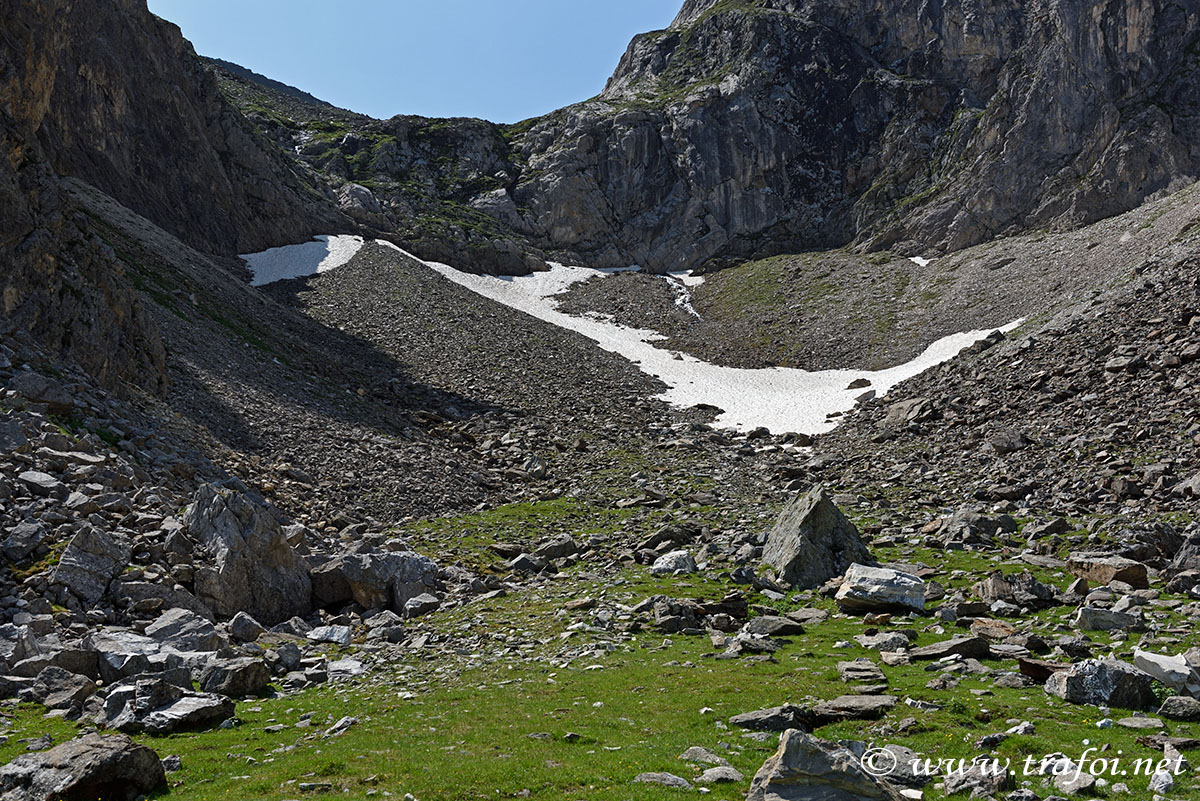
242;234;365;286
243;236;1018;435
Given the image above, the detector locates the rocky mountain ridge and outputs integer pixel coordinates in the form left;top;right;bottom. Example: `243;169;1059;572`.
220;0;1200;275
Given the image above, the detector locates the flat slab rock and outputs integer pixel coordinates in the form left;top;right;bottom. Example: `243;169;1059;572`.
633;771;691;788
909;636;991;661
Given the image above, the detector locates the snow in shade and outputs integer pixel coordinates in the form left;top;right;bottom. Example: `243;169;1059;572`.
242;234;365;286
377;241;1019;435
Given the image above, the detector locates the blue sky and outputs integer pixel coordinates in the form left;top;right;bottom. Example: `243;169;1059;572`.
148;1;681;123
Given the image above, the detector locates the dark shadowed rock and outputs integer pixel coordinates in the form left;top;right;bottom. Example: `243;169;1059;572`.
762;485;873;589
0;732;165;801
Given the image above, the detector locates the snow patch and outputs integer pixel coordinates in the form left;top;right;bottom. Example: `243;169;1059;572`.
909;256;933;267
242;234;365;286
669;270;706;287
381;241;1019;435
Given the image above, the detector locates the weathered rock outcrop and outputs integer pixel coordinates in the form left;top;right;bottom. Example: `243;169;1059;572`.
183;484;312;625
762;485;873;589
237;0;1200;275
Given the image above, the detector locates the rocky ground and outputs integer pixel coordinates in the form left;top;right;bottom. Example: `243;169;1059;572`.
2;177;1200;800
6;1;1200;799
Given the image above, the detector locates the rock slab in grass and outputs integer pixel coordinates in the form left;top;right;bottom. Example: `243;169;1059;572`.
835;564;925;614
909;636;991;661
1044;658;1159;710
762;486;873;589
1066;553;1149;589
746;729;906;801
633;771;691;788
0;732;165;801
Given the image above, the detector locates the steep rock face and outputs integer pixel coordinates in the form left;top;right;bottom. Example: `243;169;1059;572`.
507;0;1200;269
881;0;1200;251
0;0;166;392
28;0;345;255
223;0;1200;275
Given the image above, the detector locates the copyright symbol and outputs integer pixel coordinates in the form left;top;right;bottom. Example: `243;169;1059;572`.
861;746;898;778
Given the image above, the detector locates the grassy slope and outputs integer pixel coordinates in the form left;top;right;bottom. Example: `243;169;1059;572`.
0;504;1193;800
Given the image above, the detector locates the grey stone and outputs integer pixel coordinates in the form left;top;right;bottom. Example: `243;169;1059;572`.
199;657;270;697
185;484;312;625
307;625;353;646
107;677;233;735
0;732;165;801
144;608;224;652
1066;553;1149;589
1075;606;1143;631
17;471;64;498
229;611;266;643
1044;659;1159;710
649;550;698;575
404;593;440;618
835;564;925;613
729;704;809;732
698;765;744;784
1;521;46;564
746;729;906;800
26;666;96;710
1158;695;1200;721
762;486;872;589
51;526;130;605
9;372;73;414
633;772;691;788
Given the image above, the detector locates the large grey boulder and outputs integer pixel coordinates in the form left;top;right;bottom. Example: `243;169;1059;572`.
746;729;906;801
1044;659;1159;710
835;564;925;614
184;485;311;625
51;526;131;606
143;608;225;652
0;732;165;801
1133;649;1200;696
762;486;872;589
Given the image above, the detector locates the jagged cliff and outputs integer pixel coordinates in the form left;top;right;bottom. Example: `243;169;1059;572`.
0;0;350;391
235;0;1200;273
